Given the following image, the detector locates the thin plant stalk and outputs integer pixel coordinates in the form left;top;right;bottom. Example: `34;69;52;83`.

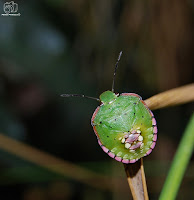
159;113;194;200
124;159;149;200
0;133;112;191
144;83;194;110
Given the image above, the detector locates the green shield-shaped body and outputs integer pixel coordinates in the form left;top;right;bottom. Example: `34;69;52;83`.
91;91;157;163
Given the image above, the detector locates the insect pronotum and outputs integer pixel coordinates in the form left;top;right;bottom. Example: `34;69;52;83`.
61;52;157;163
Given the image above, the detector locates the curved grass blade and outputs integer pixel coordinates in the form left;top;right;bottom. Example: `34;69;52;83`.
159;113;194;200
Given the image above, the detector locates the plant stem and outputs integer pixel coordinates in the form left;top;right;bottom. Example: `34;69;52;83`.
159;113;194;200
0;133;112;191
124;159;149;200
145;83;194;110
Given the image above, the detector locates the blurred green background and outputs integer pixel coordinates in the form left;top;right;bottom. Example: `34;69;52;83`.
0;0;193;199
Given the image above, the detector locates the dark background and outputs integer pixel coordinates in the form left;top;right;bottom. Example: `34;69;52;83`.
0;0;193;199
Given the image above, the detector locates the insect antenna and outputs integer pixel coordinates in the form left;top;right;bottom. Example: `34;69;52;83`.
61;94;100;101
112;51;122;92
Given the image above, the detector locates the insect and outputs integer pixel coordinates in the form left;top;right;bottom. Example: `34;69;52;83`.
61;52;157;163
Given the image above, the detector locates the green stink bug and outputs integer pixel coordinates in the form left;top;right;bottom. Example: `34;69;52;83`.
61;52;157;163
